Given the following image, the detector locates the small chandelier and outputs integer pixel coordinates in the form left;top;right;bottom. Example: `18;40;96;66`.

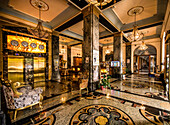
127;6;144;42
105;46;110;54
139;41;148;50
29;0;49;38
105;39;111;54
88;0;116;8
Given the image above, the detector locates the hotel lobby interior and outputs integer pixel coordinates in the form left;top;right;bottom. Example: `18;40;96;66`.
0;0;170;124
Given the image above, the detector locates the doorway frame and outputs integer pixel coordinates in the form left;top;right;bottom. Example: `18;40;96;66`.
134;54;157;74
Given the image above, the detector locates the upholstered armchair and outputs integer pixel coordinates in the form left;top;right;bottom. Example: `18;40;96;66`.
1;79;43;120
78;72;89;95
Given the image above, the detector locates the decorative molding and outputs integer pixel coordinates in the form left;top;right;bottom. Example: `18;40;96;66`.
82;4;101;18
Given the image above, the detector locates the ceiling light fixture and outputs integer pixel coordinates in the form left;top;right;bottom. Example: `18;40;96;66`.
127;6;144;42
105;39;111;54
139;41;148;50
88;0;116;9
29;0;49;38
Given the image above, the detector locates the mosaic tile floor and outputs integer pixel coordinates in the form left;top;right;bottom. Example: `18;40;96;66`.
110;74;168;101
12;91;170;125
8;74;170;125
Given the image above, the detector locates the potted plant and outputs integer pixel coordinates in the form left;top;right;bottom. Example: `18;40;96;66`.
100;74;111;90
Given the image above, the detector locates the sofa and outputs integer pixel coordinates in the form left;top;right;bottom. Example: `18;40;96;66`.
1;79;43;120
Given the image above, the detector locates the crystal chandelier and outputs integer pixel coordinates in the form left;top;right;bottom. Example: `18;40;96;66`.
29;0;49;38
105;39;111;54
139;41;148;50
127;6;144;42
88;0;116;8
105;46;110;54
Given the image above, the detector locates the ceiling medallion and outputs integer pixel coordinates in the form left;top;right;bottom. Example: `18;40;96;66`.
127;6;144;42
88;0;116;9
28;0;49;38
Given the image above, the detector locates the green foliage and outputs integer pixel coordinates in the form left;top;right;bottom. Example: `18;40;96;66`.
100;75;111;89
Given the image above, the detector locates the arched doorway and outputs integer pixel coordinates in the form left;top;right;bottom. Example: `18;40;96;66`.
133;45;157;74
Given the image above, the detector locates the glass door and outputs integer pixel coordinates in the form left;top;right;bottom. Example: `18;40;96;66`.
34;57;46;83
8;55;24;83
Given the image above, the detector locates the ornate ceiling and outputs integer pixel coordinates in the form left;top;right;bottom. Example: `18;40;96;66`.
0;0;169;46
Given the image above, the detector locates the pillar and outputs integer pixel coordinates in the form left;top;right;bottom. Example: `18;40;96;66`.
0;25;2;112
168;36;170;100
51;34;60;82
67;45;71;69
48;34;52;80
82;5;100;91
112;32;123;78
126;43;131;74
99;46;103;62
0;25;3;79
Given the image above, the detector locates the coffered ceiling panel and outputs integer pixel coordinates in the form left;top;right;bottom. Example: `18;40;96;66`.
9;0;69;22
59;36;76;43
67;20;109;36
112;0;157;24
124;25;161;40
99;37;113;44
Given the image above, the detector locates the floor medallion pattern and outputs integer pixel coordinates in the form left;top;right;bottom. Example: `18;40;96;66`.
69;104;135;125
139;109;170;125
139;109;164;125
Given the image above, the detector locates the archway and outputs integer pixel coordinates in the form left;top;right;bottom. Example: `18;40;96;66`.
133;45;157;74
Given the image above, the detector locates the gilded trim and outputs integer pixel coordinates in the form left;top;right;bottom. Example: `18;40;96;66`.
2;29;48;40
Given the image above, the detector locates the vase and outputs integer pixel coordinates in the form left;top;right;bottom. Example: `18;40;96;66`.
101;86;105;91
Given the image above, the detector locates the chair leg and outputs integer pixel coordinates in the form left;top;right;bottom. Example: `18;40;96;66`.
14;110;17;120
39;102;43;110
79;89;82;96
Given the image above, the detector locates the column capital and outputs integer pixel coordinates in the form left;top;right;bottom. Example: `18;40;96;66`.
82;4;101;18
114;32;122;37
52;31;60;37
126;42;131;46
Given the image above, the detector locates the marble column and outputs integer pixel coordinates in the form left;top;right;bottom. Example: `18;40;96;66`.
51;34;60;82
168;36;170;101
113;32;123;78
99;46;103;62
0;25;2;112
126;43;131;74
48;34;52;80
67;45;71;69
82;5;100;91
0;25;3;79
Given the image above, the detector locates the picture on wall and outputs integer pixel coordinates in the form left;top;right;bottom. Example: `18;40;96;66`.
111;61;120;67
